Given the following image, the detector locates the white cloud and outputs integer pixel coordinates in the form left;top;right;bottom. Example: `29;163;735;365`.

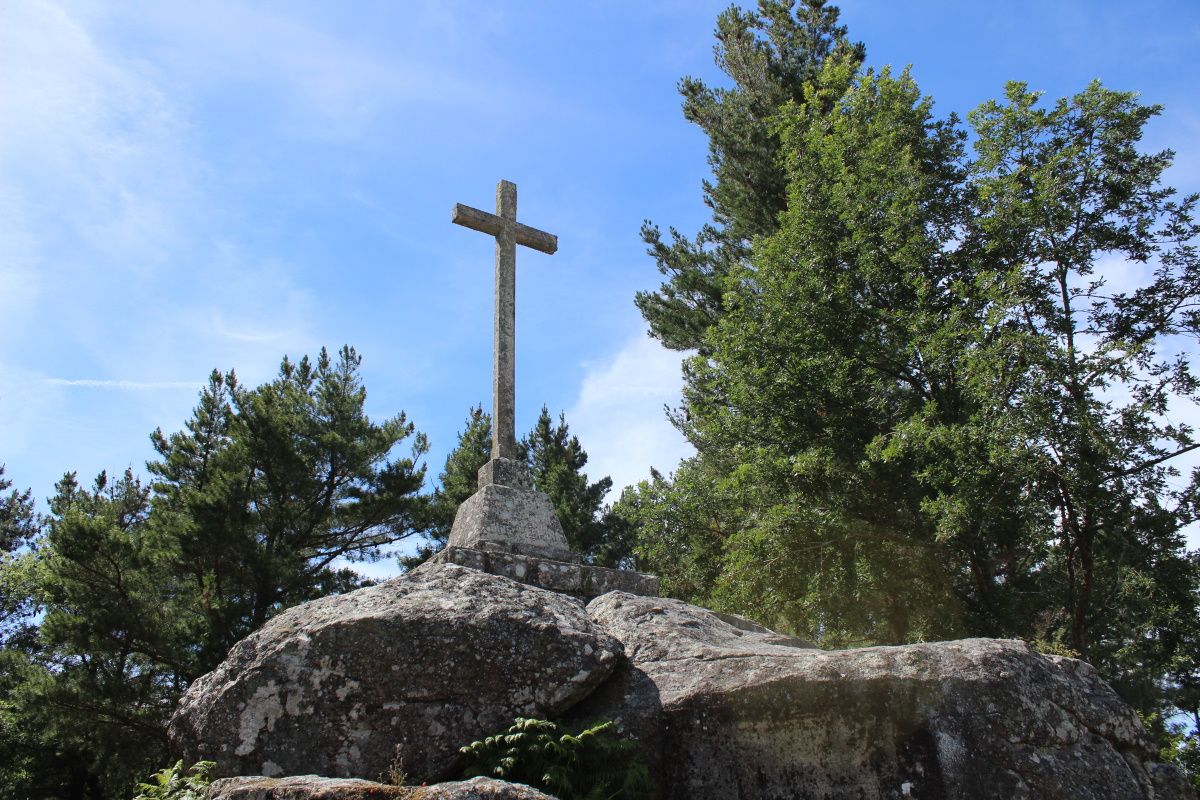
568;333;694;495
0;0;191;262
45;378;199;390
0;0;197;371
0;1;319;497
67;1;512;145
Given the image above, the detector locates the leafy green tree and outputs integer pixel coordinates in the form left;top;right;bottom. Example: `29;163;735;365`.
0;646;115;800
628;45;1200;740
0;465;65;799
608;462;740;602
636;60;976;644
3;470;179;799
960;80;1200;700
1159;710;1200;792
636;0;863;352
0;465;36;554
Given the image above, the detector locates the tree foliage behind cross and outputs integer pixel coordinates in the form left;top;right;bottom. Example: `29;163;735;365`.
411;406;627;568
520;407;615;564
405;404;493;567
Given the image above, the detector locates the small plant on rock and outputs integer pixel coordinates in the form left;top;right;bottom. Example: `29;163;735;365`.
381;753;416;786
460;717;651;800
131;760;216;800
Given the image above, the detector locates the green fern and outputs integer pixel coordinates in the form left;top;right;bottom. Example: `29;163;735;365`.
131;760;216;800
460;718;651;800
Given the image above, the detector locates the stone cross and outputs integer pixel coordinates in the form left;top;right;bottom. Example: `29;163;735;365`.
452;180;557;461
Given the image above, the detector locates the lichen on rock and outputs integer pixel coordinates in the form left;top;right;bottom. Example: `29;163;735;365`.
170;562;621;782
567;592;1195;800
206;775;556;800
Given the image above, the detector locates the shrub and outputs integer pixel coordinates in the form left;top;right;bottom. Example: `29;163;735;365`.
460;718;650;800
131;760;215;800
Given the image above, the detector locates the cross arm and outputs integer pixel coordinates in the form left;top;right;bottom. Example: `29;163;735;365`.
452;203;558;255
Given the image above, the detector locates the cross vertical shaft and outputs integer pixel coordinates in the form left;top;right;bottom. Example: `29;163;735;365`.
493;180;517;460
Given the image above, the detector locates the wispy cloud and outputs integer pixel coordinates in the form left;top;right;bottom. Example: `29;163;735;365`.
45;379;199;391
0;0;198;368
0;1;318;495
0;1;191;260
77;1;513;144
211;306;311;346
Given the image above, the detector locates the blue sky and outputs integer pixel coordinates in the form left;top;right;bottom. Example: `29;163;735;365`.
2;1;1199;568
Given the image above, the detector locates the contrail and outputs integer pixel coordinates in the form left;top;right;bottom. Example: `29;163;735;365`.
45;378;198;390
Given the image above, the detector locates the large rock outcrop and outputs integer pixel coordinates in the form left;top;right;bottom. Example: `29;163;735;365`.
170;563;621;782
206;776;554;800
568;591;1193;800
175;563;1194;799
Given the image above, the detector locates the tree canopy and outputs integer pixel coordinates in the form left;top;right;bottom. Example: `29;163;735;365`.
403;404;493;568
0;347;429;799
619;0;1200;777
148;346;428;664
635;0;863;353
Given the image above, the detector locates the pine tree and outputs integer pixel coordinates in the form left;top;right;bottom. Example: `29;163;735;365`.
149;346;429;666
409;407;629;568
628;60;977;640
0;465;36;555
520;407;614;564
9;470;178;798
0;347;431;799
636;0;863;352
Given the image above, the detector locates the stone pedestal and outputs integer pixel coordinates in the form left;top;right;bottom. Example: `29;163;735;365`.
448;458;577;563
441;457;659;600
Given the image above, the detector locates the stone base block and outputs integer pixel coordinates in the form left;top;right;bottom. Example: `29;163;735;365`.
448;483;577;562
431;545;659;600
